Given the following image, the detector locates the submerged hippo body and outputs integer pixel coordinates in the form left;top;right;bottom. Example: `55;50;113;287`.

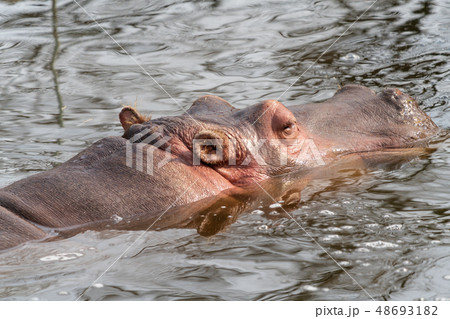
0;85;439;250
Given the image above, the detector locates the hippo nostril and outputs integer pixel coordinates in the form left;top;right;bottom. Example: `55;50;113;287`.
380;88;439;133
391;88;404;102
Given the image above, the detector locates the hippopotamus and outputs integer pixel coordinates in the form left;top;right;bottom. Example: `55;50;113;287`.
0;85;439;250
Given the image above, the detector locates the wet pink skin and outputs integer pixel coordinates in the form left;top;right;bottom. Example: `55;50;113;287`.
0;85;439;250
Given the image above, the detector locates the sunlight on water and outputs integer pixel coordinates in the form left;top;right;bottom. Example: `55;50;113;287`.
40;252;84;262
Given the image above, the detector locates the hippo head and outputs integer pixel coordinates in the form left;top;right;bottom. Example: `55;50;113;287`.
120;96;309;185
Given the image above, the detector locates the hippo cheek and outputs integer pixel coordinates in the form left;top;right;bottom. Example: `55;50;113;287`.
214;165;268;185
285;139;326;167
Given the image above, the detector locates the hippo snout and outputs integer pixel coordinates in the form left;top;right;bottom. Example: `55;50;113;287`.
380;88;439;137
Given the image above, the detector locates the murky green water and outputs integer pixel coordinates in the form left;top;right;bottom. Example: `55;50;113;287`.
0;0;449;300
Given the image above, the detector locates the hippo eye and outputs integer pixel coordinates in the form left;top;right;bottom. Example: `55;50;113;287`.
282;122;297;137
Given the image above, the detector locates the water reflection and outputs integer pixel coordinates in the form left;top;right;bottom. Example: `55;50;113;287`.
50;0;64;127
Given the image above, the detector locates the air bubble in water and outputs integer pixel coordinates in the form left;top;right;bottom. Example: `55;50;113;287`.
319;209;335;216
340;53;361;63
386;224;403;230
40;252;83;262
364;241;399;249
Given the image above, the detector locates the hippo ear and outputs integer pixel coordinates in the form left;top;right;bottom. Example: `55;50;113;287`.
119;106;150;131
192;130;232;166
188;95;236;116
